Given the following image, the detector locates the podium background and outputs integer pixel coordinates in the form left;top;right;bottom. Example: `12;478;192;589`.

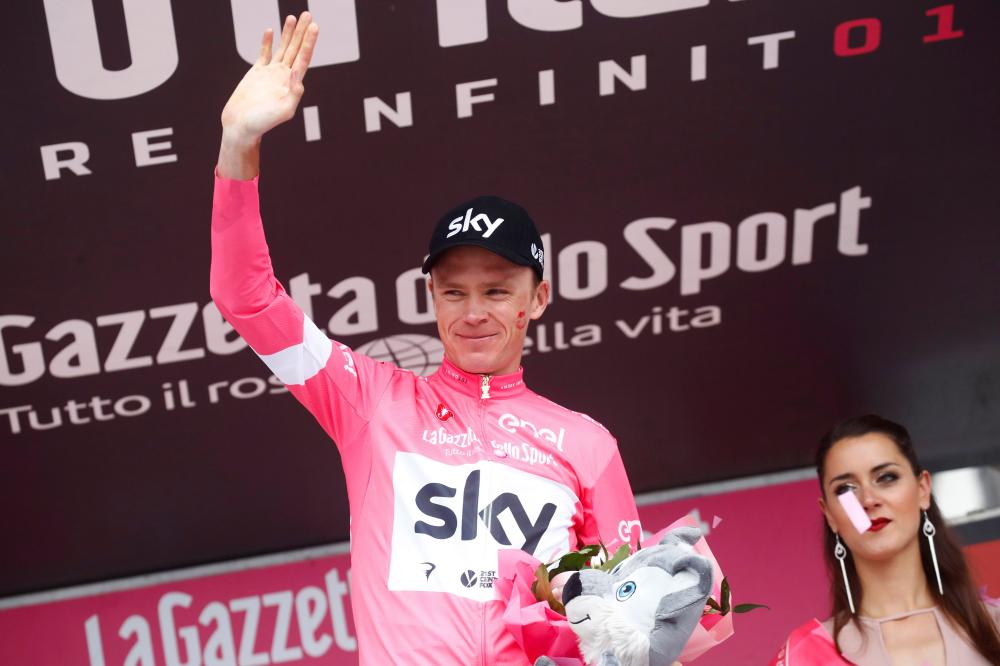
2;1;998;663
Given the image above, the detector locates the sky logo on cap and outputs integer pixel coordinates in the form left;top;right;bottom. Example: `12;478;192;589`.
446;208;505;239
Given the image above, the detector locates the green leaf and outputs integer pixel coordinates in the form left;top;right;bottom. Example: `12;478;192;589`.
705;597;721;611
733;603;770;613
548;546;600;578
531;561;567;615
596;544;631;572
720;577;731;615
532;564;550;600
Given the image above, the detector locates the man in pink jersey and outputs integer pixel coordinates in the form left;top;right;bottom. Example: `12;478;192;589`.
211;13;640;665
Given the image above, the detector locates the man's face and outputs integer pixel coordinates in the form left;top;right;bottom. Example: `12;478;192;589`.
429;246;549;376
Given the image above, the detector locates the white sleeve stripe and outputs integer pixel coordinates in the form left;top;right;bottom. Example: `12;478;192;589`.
254;315;333;385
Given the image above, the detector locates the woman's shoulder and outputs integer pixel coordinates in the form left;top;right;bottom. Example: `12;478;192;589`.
770;618;850;665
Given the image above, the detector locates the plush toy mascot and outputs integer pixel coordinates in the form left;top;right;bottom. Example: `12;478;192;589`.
535;527;713;666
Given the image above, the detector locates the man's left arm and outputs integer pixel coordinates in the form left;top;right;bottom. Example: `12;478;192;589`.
578;440;641;552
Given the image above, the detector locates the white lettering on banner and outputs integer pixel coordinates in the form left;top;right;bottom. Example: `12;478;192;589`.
263;591;303;662
132;128;178;168
364;93;414;133
681;222;731;296
436;0;488;47
85;615;106;666
83;568;357;665
619;186;874;295
456;78;498;118
591;0;709;19
42;0;178;100
620;218;677;290
120;614;156;665
691;44;707;81
509;0;582;32
557;241;608;300
198;601;237;666
159;592;199;666
96;312;153;372
599;55;647;96
40;142;92;180
41;126;187;178
615;305;721;338
0;316;45;386
538;69;556;105
232;0;359;67
521;322;603;356
0;188;872;388
38;6;964;101
736;212;786;273
747;30;797;70
150;304;205;364
327;277;379;335
0;302;239;386
396;266;435;325
201;302;247;356
303;105;322;141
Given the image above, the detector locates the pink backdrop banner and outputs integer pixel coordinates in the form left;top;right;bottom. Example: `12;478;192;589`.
636;478;829;664
2;477;996;665
0;553;359;665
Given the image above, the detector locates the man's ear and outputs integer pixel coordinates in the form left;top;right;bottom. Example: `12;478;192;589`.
529;279;551;320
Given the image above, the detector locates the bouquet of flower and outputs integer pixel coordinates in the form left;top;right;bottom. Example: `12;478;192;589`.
494;513;766;664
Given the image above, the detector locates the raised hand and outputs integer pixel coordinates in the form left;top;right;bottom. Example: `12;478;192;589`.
217;12;319;179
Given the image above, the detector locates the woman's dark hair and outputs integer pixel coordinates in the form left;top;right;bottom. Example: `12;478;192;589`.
816;414;1000;660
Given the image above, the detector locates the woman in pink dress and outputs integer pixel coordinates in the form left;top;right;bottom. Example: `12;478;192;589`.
772;415;1000;665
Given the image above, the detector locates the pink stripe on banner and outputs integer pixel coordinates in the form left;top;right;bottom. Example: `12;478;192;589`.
0;552;359;666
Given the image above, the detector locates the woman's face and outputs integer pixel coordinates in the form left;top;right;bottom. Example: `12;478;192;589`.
819;433;932;562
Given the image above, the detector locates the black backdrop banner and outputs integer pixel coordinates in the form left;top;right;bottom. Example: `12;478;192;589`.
2;1;998;597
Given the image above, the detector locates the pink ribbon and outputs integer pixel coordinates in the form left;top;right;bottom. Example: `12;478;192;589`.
494;548;585;664
768;619;850;666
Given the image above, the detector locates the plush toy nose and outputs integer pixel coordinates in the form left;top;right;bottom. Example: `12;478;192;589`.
562;572;582;605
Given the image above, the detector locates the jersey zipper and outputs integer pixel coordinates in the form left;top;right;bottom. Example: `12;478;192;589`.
478;373;491;666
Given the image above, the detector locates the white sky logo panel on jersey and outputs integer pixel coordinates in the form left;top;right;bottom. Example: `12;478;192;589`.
388;453;577;602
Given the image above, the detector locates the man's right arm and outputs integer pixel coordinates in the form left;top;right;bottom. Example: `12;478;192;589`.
216;13;316;180
210;14;393;448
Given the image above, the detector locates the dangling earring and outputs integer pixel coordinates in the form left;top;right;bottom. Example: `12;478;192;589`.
922;510;944;596
835;533;856;614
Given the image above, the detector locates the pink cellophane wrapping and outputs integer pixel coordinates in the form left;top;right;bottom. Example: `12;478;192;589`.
642;514;733;663
767;619;850;666
496;513;735;665
494;548;585;665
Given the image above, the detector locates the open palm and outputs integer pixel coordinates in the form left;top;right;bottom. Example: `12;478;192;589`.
221;13;319;141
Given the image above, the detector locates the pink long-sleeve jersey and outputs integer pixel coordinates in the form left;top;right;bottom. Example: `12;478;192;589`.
209;174;640;665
